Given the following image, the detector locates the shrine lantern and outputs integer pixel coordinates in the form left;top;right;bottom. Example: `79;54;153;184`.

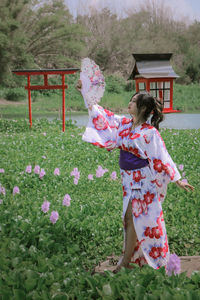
129;53;180;113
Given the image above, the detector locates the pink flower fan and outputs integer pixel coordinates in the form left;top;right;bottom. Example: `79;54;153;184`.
80;58;105;108
0;169;5;173
166;253;181;276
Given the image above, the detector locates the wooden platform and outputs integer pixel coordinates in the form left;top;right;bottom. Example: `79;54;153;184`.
94;255;200;277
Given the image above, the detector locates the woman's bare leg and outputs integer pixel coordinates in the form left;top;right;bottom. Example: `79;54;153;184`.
114;201;137;272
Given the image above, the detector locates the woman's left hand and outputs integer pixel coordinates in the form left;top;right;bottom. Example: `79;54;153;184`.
175;180;195;192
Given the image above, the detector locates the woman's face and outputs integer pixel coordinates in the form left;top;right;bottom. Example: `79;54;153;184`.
128;95;138;117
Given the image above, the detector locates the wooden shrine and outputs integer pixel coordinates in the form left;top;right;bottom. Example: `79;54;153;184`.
129;53;180;113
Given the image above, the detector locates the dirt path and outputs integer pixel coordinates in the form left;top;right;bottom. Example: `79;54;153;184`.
0;98;26;106
94;255;200;277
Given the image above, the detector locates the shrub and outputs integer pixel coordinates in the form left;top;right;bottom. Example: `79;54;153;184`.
105;74;126;94
4;87;26;101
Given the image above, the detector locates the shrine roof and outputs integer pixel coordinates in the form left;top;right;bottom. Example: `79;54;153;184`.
12;68;80;75
129;53;179;79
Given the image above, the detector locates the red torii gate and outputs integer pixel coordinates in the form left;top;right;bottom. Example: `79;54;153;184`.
12;68;80;132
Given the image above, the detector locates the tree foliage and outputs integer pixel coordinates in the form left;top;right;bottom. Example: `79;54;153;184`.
0;0;87;86
0;0;200;87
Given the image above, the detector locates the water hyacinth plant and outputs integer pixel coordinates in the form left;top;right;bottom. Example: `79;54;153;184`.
166;253;181;276
0;118;200;299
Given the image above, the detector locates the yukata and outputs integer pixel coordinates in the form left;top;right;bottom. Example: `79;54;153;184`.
82;104;181;270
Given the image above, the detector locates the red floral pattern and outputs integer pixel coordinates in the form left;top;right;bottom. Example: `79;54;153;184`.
144;225;163;239
93;115;108;130
104;108;114;116
122;117;132;125
92;142;104;148
153;159;164;173
143;191;155;205
119;128;131;138
133;170;146;182
129;133;140;140
104;140;117;150
132;198;143;217
141;123;154;130
132;256;148;267
122;185;127;197
163;163;175;180
143;134;151;144
130;147;141;158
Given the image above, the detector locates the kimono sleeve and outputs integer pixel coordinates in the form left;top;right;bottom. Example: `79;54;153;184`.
144;128;181;202
82;104;122;151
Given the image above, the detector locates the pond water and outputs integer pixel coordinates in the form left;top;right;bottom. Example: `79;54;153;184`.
64;113;200;129
2;113;200;129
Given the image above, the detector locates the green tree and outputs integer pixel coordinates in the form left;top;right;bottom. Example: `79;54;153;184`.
0;0;33;86
25;0;87;68
0;0;87;87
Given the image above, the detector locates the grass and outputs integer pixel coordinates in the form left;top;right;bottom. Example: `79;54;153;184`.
0;119;200;299
0;83;200;119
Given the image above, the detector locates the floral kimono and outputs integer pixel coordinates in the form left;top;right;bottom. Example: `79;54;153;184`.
82;104;181;269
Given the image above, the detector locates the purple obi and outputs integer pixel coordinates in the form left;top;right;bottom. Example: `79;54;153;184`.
119;149;149;170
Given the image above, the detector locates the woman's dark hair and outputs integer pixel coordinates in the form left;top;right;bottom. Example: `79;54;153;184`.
131;92;164;130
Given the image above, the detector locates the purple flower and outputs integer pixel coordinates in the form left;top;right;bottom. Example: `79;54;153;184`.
71;167;80;179
50;211;59;224
0;186;6;196
54;168;60;176
0;169;5;173
96;165;108;178
42;132;46;136
74;178;79;185
39;169;46;179
178;164;184;171
26;165;32;173
182;178;188;184
41;200;50;213
34;165;40;174
88;174;94;180
166;253;181;276
13;186;20;195
110;171;117;180
63;194;71;207
42;156;46;159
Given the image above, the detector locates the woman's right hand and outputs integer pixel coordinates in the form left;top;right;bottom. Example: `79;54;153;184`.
76;79;82;91
76;79;93;110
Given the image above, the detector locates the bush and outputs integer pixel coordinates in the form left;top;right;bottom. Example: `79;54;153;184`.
4;87;26;101
105;74;127;94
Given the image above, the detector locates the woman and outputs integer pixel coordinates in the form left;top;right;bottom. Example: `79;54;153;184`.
77;80;194;272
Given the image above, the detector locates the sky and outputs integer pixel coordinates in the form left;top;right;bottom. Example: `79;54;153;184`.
65;0;200;22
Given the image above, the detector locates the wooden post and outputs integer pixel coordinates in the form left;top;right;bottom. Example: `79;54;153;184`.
62;74;65;132
170;79;173;109
27;75;32;128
